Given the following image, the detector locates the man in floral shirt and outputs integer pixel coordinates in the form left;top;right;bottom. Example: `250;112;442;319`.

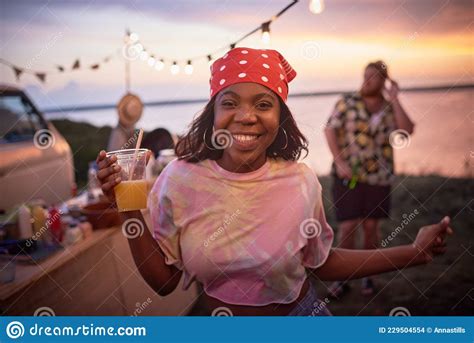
324;61;415;297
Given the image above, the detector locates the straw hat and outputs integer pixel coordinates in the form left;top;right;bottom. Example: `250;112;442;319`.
117;93;143;128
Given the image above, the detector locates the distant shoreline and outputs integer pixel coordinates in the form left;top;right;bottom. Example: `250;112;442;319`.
42;83;473;114
51;118;473;185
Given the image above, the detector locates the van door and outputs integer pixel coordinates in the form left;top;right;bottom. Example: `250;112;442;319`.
0;91;75;212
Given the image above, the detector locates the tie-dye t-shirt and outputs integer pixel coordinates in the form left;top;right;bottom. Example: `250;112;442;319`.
148;157;334;306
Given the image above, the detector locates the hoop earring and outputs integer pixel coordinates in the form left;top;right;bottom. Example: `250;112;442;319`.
203;125;216;150
280;127;288;150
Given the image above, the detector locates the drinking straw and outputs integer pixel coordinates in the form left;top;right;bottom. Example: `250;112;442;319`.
129;128;144;180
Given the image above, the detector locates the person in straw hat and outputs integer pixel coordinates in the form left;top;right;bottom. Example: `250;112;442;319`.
107;92;143;151
96;47;452;316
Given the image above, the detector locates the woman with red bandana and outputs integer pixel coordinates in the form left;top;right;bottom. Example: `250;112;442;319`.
96;47;453;316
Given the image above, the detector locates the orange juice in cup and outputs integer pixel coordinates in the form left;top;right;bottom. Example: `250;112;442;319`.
114;179;148;211
106;149;148;212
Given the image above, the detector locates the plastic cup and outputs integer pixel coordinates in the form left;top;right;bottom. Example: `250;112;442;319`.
106;149;148;212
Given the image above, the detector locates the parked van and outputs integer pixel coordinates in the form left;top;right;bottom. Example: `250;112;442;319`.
0;85;75;212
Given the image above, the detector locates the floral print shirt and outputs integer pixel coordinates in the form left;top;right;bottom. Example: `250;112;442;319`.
326;93;397;186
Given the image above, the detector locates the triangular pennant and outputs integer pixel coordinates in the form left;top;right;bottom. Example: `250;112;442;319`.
90;64;99;70
57;65;64;72
35;73;46;83
72;59;80;70
13;67;23;80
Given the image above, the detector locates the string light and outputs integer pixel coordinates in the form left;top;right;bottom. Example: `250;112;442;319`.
123;1;299;76
184;60;193;75
170;61;180;75
129;32;139;42
4;1;301;84
261;21;271;45
155;58;164;71
139;50;149;61
147;56;156;67
309;0;324;14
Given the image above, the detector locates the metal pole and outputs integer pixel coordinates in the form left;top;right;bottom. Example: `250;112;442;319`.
125;57;130;92
125;29;130;92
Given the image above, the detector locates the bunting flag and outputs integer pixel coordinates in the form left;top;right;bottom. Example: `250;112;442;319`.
35;73;46;83
72;59;80;69
13;67;23;80
0;51;116;84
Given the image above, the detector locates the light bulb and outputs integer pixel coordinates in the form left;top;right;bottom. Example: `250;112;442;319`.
309;0;324;14
135;43;144;52
155;59;164;71
129;32;139;42
170;62;180;75
147;57;155;66
140;51;149;61
184;61;193;75
261;21;271;45
262;31;271;45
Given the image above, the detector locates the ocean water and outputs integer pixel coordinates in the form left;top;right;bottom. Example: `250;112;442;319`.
45;89;473;178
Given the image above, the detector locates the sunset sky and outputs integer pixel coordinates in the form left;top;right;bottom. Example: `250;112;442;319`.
0;0;472;108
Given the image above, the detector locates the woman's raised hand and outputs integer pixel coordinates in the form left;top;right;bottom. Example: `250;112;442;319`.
413;216;454;263
95;150;153;206
96;150;121;205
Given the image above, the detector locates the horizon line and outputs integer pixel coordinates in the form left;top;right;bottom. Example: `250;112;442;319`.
41;83;474;114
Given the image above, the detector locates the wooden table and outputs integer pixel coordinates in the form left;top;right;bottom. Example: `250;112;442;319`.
0;224;198;315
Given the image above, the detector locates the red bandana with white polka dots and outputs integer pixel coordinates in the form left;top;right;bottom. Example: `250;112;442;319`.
209;47;297;102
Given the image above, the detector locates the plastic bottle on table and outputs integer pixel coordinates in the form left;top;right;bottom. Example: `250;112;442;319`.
31;202;47;236
48;206;63;244
87;161;101;201
64;220;83;246
78;216;93;239
18;204;33;240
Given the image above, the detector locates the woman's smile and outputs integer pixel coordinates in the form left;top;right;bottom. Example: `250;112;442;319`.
231;132;264;150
